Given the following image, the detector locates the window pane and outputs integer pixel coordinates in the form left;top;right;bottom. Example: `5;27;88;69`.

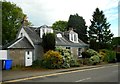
66;47;70;49
78;48;81;56
74;34;76;41
71;34;73;41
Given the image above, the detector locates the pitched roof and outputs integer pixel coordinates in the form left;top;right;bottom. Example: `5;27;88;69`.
55;30;89;47
23;27;42;44
7;37;34;49
56;35;89;47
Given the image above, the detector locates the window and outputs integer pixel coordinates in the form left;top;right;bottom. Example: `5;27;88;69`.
27;51;29;55
57;33;62;37
42;29;45;34
21;33;23;37
78;48;82;57
74;34;77;41
66;47;70;50
71;34;73;41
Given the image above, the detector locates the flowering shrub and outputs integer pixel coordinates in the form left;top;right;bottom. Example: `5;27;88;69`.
86;49;98;56
56;47;79;68
89;55;100;65
42;50;63;69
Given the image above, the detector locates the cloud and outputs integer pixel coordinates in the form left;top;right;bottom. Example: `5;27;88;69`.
6;0;119;36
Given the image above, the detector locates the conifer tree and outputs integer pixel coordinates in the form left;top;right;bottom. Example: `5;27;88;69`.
88;8;113;49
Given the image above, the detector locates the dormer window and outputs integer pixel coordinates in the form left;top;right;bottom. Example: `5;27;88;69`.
42;29;45;34
74;34;77;42
57;33;62;37
69;32;78;43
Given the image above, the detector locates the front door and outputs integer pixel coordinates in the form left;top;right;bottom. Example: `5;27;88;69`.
25;51;32;66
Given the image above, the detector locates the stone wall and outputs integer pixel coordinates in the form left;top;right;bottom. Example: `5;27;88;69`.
71;47;78;59
8;49;33;66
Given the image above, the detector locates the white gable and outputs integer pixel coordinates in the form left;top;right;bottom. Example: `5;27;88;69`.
57;33;62;38
40;27;53;38
69;30;78;43
17;27;34;47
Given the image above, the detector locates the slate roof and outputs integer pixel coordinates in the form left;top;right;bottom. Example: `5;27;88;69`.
55;30;89;47
56;36;89;47
8;37;34;49
23;27;42;44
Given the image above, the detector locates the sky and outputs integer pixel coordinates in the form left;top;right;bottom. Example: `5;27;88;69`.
6;0;119;37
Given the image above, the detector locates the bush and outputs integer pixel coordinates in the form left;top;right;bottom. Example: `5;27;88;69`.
32;59;43;68
107;50;116;63
81;52;91;58
116;52;120;62
42;33;55;52
82;58;91;65
86;49;98;56
89;55;100;65
56;47;79;68
99;49;116;63
42;50;63;69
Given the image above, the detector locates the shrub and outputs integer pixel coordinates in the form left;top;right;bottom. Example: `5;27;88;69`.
89;55;100;65
42;33;55;52
42;50;63;69
56;47;79;68
81;52;91;58
107;50;116;63
82;58;91;65
86;49;98;56
116;52;120;62
99;49;116;63
32;59;43;68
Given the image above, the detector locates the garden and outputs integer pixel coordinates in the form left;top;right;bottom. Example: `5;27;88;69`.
32;47;118;69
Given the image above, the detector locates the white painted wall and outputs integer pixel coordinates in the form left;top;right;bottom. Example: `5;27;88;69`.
40;28;53;38
69;31;78;43
0;50;7;60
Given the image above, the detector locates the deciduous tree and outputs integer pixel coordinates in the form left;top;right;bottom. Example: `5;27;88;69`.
2;1;31;46
52;20;67;32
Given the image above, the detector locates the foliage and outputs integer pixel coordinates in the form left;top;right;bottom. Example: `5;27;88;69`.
111;37;120;46
2;1;31;46
67;13;88;43
42;33;55;52
99;49;116;63
32;59;43;68
55;47;80;68
89;55;100;65
88;8;113;49
116;52;120;62
42;50;63;69
52;20;68;32
82;58;91;65
86;49;99;56
82;49;101;65
81;52;91;58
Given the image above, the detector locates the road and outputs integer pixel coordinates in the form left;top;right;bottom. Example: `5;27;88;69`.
19;64;119;82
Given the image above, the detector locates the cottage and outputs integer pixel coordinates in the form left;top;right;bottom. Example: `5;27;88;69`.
5;25;89;67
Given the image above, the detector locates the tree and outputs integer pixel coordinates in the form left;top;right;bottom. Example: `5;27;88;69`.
52;20;67;32
2;1;31;46
88;8;113;48
42;33;56;52
67;13;88;43
111;37;120;46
